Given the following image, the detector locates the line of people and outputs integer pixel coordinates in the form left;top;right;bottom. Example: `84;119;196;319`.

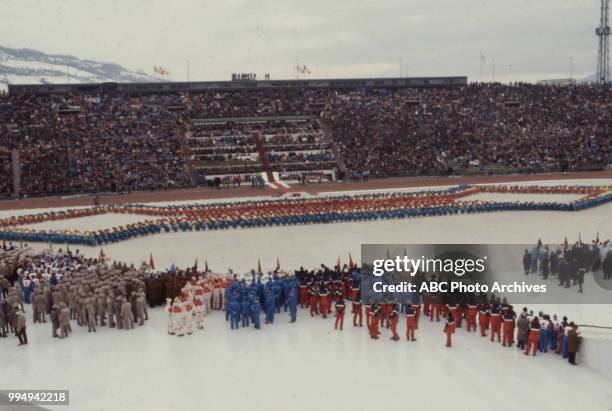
1;185;610;246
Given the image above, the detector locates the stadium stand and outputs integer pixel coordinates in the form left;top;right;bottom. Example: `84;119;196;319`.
0;82;610;197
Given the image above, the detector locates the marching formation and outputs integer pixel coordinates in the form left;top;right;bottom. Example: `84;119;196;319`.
0;185;611;246
1;237;602;369
1;245;149;346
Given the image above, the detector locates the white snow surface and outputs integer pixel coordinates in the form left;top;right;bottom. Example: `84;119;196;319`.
1;179;612;411
2;307;612;411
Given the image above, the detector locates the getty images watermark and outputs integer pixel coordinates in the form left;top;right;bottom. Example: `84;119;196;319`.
360;244;612;304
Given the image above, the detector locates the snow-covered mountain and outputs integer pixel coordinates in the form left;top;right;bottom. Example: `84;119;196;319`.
0;46;163;90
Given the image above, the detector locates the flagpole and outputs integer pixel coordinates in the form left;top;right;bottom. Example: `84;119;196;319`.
479;51;482;83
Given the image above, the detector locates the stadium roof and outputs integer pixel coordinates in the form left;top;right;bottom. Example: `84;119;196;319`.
8;76;468;95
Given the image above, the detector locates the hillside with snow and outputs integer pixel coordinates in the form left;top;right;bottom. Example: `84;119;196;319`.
0;46;163;90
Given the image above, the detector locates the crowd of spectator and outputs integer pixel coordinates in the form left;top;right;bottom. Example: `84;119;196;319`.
1;83;610;197
0;93;193;197
323;83;611;177
0;149;13;197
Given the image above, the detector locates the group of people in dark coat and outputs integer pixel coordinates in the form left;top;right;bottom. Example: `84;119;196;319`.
523;237;612;293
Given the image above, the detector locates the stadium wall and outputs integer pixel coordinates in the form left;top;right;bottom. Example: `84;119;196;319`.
581;334;612;380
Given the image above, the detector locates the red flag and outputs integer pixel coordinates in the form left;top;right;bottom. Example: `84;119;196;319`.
348;253;354;269
563;237;569;252
149;253;155;270
257;259;263;275
99;248;106;261
336;256;341;270
596;232;600;244
276;257;280;271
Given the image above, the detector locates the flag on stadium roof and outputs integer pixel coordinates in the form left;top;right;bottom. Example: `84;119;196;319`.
297;64;311;74
154;66;170;76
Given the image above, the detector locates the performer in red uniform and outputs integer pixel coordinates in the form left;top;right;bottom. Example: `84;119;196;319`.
350;280;359;301
430;295;442;322
299;283;308;308
319;286;330;319
352;296;363;327
380;302;392;328
411;302;421;329
369;305;380;339
334;298;346;330
444;314;456;347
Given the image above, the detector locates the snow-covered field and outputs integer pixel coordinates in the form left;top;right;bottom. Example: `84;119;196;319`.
459;192;584;203
21;213;154;231
1;179;612;411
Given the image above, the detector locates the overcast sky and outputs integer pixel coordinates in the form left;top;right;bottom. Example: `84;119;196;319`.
0;0;602;83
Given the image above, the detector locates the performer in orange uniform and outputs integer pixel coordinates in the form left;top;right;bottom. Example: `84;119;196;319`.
466;304;478;332
334;298;346;330
444;314;456;347
489;304;502;342
380;303;392;328
502;308;516;347
455;304;465;328
389;306;400;341
308;283;319;317
479;304;490;337
405;305;417;341
447;303;458;328
524;317;541;356
365;303;372;332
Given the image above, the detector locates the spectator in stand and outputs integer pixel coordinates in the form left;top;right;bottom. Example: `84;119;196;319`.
1;83;610;198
